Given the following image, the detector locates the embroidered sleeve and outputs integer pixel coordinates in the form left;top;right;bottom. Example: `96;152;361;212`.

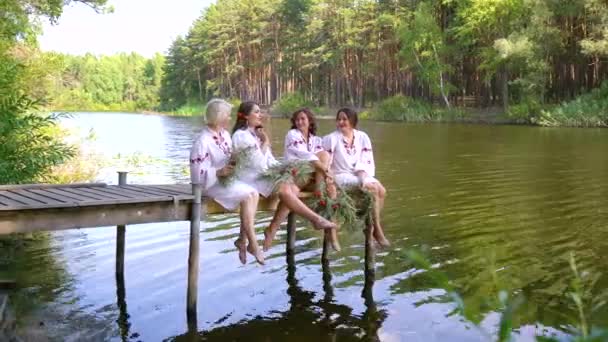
322;134;334;155
354;132;375;177
232;130;253;151
311;136;324;154
189;136;218;189
285;130;319;161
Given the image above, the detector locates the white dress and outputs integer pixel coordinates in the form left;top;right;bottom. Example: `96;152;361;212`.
189;126;257;210
232;127;279;197
283;129;324;162
322;129;380;187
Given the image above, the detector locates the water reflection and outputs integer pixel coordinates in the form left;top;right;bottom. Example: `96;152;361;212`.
7;113;607;340
170;253;385;342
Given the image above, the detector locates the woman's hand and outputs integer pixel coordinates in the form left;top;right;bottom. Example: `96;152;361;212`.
217;165;235;178
256;127;270;150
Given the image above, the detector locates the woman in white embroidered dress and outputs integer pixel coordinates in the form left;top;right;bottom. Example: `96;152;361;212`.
323;108;390;247
263;108;340;251
189;99;264;265
231;102;338;237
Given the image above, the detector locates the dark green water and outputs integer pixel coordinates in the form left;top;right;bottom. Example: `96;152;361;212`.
2;113;608;341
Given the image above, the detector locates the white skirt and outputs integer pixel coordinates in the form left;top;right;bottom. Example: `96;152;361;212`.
205;180;256;211
238;172;275;198
335;173;380;188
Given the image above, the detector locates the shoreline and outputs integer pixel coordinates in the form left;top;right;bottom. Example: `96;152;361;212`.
48;108;606;128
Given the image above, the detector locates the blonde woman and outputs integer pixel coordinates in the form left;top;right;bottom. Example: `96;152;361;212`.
189;99;263;265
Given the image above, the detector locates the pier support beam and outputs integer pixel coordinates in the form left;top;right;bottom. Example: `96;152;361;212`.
187;183;202;328
115;171;128;277
364;217;376;288
286;212;296;255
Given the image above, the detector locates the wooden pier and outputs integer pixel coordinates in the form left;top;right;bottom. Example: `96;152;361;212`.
0;172;376;330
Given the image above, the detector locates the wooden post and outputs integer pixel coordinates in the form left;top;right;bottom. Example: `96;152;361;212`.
321;250;333;302
115;171;130;341
321;230;331;264
187;183;202;326
364;217;375;284
286;212;296;254
116;172;127;277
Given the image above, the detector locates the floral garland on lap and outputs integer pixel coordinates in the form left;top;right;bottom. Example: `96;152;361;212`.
254;159;375;230
259;159;314;193
217;146;255;186
307;182;374;231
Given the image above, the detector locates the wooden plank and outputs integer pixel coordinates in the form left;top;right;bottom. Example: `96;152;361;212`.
74;196;180;207
0;183;107;191
121;185;181;197
153;184;192;192
22;189;70;203
147;184;193;195
91;186;161;199
72;187;135;200
28;189;79;204
0;191;47;206
126;185;187;196
0;201;192;234
0;195;28;207
58;187;110;200
44;188;103;202
10;189;65;205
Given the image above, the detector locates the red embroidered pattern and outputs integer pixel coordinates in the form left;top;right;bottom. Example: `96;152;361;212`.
213;131;231;156
343;137;356;156
190;152;210;164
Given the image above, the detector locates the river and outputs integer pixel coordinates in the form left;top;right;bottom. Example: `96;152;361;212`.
4;112;608;341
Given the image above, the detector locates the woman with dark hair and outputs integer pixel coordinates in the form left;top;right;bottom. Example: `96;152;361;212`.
322;108;390;247
190;99;261;265
263;108;340;252
232;102;338;256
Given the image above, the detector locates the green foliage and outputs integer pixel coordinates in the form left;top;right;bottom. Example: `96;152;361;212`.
405;249;608;342
0;97;75;184
0;54;75;184
367;95;467;122
399;2;454;102
171;102;206;116
48;52;165;112
218;146;256;186
271;92;316;118
260;160;314;193
305;183;374;231
507;97;543;124
536;84;608;127
0;0;110;45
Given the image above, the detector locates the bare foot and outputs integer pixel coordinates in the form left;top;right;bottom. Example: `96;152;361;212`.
263;227;275;252
330;225;341;251
247;244;265;265
313;216;338;230
374;230;391;248
331;238;341;252
234;239;247;264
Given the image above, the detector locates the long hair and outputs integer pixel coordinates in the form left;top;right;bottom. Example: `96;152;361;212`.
336;107;358;128
290;108;317;136
232;101;258;134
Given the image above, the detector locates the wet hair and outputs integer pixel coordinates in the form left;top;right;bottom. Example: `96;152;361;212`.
336;107;358;128
232;101;259;133
290;108;317;136
205;98;232;125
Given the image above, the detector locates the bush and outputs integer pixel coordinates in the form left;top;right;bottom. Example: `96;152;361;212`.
367;95;466;122
536;83;608;127
507;98;543;124
0;55;75;184
271;92;315;117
